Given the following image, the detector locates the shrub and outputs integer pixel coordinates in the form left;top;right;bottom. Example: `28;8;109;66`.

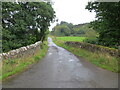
83;37;99;44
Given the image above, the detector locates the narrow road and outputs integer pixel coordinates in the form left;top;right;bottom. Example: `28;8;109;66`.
3;37;118;88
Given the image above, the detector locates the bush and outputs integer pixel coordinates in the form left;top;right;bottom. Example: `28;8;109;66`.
83;37;99;44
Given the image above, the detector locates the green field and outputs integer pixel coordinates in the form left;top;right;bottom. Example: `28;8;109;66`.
55;37;86;42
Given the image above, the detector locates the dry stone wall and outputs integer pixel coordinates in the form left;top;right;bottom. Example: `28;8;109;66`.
0;41;42;60
65;41;120;58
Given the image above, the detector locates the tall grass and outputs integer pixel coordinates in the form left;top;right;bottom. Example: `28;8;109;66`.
1;41;48;81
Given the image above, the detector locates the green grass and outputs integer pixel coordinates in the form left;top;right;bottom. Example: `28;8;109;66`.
54;36;86;42
52;37;119;73
1;41;48;81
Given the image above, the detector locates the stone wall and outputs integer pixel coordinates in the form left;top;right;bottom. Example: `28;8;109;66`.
65;41;120;58
0;41;42;60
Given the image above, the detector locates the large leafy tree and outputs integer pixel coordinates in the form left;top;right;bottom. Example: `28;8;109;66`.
2;2;55;52
51;22;72;36
52;25;71;36
86;2;120;48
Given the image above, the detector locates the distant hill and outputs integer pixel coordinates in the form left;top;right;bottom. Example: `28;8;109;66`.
50;21;97;37
74;23;89;28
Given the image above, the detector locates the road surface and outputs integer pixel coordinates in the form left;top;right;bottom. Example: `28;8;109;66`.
3;37;118;88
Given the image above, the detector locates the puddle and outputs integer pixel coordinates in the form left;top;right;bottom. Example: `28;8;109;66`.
48;53;52;55
59;60;62;63
69;59;74;62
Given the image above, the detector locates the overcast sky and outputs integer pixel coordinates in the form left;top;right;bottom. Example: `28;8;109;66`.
49;0;96;31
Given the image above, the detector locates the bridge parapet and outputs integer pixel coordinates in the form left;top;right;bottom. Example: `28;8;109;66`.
0;41;42;60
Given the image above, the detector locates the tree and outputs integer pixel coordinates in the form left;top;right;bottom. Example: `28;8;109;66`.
2;2;55;52
86;2;120;48
52;25;71;36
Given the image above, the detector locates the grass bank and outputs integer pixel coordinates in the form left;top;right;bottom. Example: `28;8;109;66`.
1;41;48;81
52;37;119;73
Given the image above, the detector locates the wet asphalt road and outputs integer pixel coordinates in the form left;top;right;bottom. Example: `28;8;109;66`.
3;37;118;88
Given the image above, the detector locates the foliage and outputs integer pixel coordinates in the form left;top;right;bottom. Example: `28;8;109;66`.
51;22;72;36
73;23;97;37
86;2;120;48
51;21;97;37
2;2;55;52
52;25;71;36
83;37;99;44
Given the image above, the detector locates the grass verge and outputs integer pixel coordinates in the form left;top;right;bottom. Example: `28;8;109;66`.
1;41;48;81
52;38;119;73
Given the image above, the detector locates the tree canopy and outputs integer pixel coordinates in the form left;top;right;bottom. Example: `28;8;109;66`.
2;2;55;52
86;2;120;48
